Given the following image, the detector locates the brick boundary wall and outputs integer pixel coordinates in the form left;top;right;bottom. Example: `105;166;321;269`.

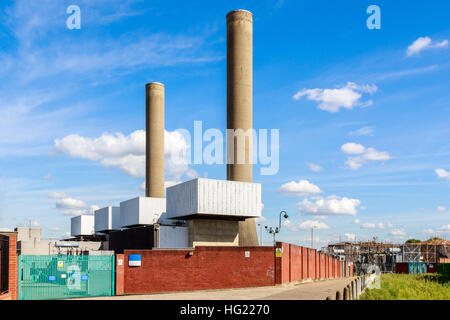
115;254;124;295
0;234;17;300
124;246;275;295
122;242;350;295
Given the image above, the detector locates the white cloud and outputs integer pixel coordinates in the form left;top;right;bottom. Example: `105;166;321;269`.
435;169;450;181
293;82;377;113
282;219;298;231
49;192;98;216
54;129;194;181
389;229;406;236
406;36;448;56
378;222;385;229
345;233;356;241
307;163;323;172
342;143;390;170
47;191;68;199
297;195;361;216
437;206;446;212
361;223;376;229
354;219;360;224
348;126;375;137
298;220;330;230
279;180;323;196
341;142;366;155
423;225;450;235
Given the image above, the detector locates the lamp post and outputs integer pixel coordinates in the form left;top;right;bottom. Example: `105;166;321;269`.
265;211;288;246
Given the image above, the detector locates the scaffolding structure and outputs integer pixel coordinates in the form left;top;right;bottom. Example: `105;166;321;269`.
323;241;449;274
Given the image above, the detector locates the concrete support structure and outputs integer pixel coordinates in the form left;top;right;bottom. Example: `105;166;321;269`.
187;219;239;248
226;9;258;246
146;82;165;198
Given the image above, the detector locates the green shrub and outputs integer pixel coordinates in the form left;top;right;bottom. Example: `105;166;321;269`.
360;273;450;300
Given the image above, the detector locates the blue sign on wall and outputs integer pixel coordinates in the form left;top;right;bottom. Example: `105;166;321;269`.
81;275;89;281
48;276;56;281
71;273;80;278
129;254;142;267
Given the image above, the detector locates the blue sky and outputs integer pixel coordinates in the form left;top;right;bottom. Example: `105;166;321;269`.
0;0;449;247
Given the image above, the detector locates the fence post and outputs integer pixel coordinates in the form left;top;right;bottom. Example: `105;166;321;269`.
17;254;21;301
111;254;115;296
343;286;349;300
336;290;343;300
356;277;361;299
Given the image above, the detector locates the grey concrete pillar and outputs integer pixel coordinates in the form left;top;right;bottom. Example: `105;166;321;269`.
146;82;165;198
226;9;258;246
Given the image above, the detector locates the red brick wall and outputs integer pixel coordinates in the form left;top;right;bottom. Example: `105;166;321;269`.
8;235;17;300
115;254;124;295
122;243;349;295
0;234;17;300
302;247;308;279
289;245;302;282
124;246;275;295
320;253;326;279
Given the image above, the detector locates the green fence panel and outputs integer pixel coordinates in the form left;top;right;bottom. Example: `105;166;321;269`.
437;263;450;277
18;254;115;300
407;262;427;274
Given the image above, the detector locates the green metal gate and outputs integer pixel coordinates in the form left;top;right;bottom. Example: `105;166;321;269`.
18;255;115;300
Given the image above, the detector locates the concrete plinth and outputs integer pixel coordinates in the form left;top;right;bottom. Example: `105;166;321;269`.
187;219;239;247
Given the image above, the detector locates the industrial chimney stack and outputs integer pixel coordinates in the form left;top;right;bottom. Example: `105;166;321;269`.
146;82;165;198
226;10;258;246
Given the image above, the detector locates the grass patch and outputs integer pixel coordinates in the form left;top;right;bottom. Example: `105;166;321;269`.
360;273;450;300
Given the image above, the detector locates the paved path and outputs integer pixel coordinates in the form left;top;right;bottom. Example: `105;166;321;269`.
76;277;355;300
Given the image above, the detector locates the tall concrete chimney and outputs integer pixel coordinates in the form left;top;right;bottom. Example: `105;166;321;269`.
226;10;258;246
146;82;165;198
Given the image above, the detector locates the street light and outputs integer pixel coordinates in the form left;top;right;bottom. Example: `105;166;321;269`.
265;211;289;246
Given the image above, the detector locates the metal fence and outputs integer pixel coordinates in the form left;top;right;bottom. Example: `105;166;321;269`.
18;254;115;300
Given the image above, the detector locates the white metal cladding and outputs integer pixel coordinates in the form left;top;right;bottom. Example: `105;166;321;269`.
158;226;189;248
71;215;95;236
166;178;262;219
120;197;166;227
111;206;121;229
95;206;120;232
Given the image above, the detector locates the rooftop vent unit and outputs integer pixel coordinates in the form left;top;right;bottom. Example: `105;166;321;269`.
94;206;120;233
70;215;95;237
119;197;166;228
166;178;262;220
